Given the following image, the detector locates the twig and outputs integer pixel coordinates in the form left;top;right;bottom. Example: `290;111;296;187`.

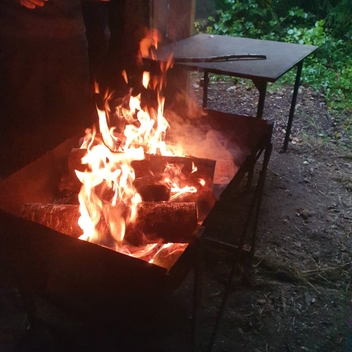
280;329;293;352
281;288;286;315
272;314;293;352
267;167;292;183
254;249;271;268
267;166;279;177
336;154;352;160
317;274;332;285
318;190;328;197
294;225;303;234
254;256;266;268
301;263;349;274
305;279;321;295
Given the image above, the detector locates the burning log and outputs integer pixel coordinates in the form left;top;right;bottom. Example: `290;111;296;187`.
127;201;197;244
132;154;216;220
131;154;216;181
21;201;198;245
59;149;216;219
58;148;87;193
21;204;80;237
61;149;216;192
133;178;170;201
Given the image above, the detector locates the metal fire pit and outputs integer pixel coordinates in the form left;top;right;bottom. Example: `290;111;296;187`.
0;109;272;332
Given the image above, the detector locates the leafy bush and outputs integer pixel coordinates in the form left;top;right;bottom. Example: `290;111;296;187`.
196;0;352;111
207;0;280;40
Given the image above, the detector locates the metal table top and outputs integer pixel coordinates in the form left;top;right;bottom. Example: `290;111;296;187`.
153;34;318;82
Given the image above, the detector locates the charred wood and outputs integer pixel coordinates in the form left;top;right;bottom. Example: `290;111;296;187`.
133;178;170;201
21;202;198;246
131;153;216;182
60;149;216;206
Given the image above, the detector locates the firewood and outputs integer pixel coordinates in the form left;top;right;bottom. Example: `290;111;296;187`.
64;149;216;187
132;154;216;220
126;201;198;245
21;201;198;246
133;177;170;201
21;204;81;238
60;149;216;207
131;153;216;182
57;148;86;194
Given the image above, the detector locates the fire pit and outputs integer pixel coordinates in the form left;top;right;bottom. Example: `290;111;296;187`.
0;109;272;329
0;31;273;339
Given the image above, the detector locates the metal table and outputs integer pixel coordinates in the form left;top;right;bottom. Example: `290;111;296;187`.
153;34;318;151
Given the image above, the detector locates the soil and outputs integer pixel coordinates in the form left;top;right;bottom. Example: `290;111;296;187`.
185;74;352;352
0;74;351;352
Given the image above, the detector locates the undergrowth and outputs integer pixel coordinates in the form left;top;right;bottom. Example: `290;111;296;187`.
194;0;352;117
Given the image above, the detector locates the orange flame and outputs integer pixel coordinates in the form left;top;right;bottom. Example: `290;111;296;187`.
75;29;199;266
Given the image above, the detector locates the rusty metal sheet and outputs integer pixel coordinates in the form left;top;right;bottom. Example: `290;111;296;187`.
153;34;318;82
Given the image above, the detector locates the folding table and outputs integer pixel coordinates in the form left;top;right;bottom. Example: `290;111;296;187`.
153;33;318;151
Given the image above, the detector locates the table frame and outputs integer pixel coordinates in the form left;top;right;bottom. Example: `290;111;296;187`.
154;34;317;152
200;60;303;151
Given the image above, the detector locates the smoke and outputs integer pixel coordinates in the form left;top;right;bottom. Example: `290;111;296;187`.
164;92;245;186
105;86;247;187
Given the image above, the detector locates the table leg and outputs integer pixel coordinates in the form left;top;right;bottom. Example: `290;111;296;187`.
253;80;268;119
283;60;303;152
202;71;209;109
249;142;272;265
192;235;204;352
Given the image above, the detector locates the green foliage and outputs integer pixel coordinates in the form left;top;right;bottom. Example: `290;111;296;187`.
325;0;352;39
196;0;352;112
207;0;280;40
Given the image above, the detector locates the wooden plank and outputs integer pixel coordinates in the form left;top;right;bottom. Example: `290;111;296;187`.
168;0;196;41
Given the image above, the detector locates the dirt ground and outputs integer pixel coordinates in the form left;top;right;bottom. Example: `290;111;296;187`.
0;73;351;352
186;74;352;351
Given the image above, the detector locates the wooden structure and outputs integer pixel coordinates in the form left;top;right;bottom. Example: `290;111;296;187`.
105;0;196;98
150;0;196;42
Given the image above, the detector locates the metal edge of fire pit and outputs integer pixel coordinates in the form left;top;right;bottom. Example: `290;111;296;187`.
201;109;273;251
0;110;273;331
0;209;170;327
0;136;80;218
0;136;174;327
162;109;273;286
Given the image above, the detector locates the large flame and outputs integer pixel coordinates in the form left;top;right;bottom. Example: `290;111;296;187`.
75;30;199;269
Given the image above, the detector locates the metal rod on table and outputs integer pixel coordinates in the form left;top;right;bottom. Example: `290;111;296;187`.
174;54;267;63
283;60;303;151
